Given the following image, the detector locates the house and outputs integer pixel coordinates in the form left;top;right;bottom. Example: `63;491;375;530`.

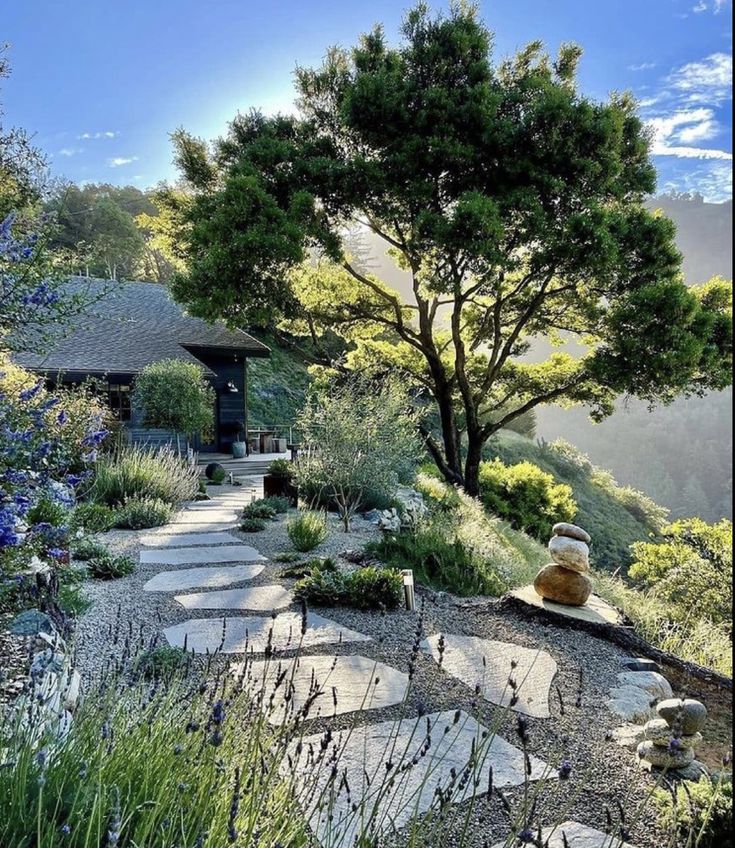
14;278;271;454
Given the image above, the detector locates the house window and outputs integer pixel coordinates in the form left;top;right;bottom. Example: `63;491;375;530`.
107;383;132;422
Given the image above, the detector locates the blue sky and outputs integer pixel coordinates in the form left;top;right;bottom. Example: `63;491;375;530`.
3;0;732;201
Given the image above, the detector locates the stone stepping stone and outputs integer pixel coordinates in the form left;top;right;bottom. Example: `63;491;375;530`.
141;531;241;548
422;634;557;718
183;501;245;511
143;564;264;592
237;654;409;724
492;821;638;848
171;510;241;524
290;709;551;846
166;521;240;533
140;545;265;566
510;585;623;625
175;584;293;612
163;612;371;654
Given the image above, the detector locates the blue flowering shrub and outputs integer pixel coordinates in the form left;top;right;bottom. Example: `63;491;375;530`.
0;357;109;595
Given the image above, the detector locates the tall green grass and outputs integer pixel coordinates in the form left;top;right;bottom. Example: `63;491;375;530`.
87;443;199;507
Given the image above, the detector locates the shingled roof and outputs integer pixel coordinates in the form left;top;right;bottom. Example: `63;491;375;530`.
15;278;270;375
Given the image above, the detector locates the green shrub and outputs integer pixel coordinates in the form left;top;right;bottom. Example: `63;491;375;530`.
242;499;278;520
478;458;577;540
71;537;108;561
655;777;732;848
295;566;403;610
240;517;267;533
268;458;292;478
87;551;135;580
26;497;68;527
71;501;116;533
113;497;173;530
280;556;337;579
209;465;226;485
261;495;291;514
274;551;303;563
89;444;199;507
133;645;189;679
287;510;328;552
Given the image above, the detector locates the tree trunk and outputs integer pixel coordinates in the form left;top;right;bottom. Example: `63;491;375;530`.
463;430;484;497
432;377;463;484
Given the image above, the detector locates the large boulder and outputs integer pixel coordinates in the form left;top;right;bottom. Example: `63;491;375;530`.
616;671;673;701
10;610;57;637
548;536;590;572
533;564;593;606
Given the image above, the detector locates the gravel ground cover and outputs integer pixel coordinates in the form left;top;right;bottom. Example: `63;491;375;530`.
73;480;673;847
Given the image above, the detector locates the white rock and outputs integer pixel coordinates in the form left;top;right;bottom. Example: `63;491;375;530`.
290;710;552;846
140;545;265;566
548;536;590;572
607;685;656;723
143;564;264;592
422;634;558;718
616;671;673;701
237;654;409;724
164;612;371;654
175;585;293;612
612;724;646;749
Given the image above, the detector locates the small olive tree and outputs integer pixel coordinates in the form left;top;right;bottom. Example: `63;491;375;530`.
296;378;422;531
133;359;215;454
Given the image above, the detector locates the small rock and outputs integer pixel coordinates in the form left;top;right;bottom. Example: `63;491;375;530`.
548;536;590;572
673;760;710;782
607;685;657;723
643;719;702;749
656;698;708;735
612;724;645;749
552;522;591;544
621;657;662;674
534;564;593;606
637;740;695;769
64;669;81;712
10;610;56;637
340;549;366;564
617;671;673;701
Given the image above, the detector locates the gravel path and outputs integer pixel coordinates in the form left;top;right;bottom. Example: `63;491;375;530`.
75;480;668;848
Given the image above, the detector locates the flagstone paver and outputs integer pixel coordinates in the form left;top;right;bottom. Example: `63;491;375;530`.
422;634;557;718
163;521;240;533
163;612;372;653
143;564;265;592
491;821;638;848
141;531;241;548
175;584;293;612
140;545;265;566
170;510;241;524
290;709;551;846
237;654;409;724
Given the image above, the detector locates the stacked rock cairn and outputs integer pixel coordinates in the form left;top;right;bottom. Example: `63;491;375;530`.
533;522;593;606
637;698;708;775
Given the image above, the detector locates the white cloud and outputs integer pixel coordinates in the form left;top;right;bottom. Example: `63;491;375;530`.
107;156;138;168
58;147;83;157
667;52;733;104
628;62;657;71
692;1;708;12
78;130;118;140
648;108;731;159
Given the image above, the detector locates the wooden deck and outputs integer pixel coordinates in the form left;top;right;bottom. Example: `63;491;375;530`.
196;451;290;477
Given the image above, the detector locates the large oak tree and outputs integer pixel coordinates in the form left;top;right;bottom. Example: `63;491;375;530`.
166;4;732;495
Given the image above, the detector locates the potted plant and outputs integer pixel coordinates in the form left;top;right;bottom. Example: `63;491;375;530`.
263;458;298;505
231;421;247;459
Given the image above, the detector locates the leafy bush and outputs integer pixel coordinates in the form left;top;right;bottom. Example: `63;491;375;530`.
71;501;116;533
71;537;108;561
280;556;337;579
25;497;69;528
133;645;189;679
628;518;732;633
268;458;292;478
261;495;291;514
242;499;278;521
206;463;227;485
88;443;199;507
478;458;577;540
87;551;135;580
274;551;302;564
113;497;173;530
655;777;732;848
295;377;421;530
240;517;267;533
287;510;328;552
295;566;403;610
